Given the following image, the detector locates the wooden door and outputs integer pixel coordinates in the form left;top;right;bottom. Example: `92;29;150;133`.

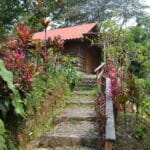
85;48;100;74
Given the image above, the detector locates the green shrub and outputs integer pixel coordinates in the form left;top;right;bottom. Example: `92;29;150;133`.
0;119;6;150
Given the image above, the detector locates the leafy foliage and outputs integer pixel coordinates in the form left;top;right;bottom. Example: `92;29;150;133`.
0;119;6;150
0;22;79;148
96;21;150;137
0;0;22;33
57;0;149;27
0;59;24;116
61;56;80;90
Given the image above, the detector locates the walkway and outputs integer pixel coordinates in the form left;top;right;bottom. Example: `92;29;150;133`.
35;90;100;149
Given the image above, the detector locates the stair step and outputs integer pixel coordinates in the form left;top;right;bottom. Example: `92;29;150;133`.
54;106;96;124
66;100;95;105
72;95;96;99
80;80;96;82
73;91;96;96
48;146;96;150
26;142;96;150
79;84;96;86
68;95;96;105
80;79;96;82
75;87;95;91
39;121;100;148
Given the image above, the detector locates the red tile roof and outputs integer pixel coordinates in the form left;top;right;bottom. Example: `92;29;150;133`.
32;23;97;41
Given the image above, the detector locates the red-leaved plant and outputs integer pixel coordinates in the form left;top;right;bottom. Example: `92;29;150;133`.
3;23;38;92
3;23;65;92
17;23;33;46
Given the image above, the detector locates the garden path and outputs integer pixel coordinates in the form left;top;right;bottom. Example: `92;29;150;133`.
29;90;101;150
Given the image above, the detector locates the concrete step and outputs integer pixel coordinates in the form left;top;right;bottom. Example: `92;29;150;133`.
75;87;95;91
30;146;96;150
53;106;96;125
71;95;96;101
66;95;96;106
76;85;96;89
66;99;95;106
73;91;96;96
77;83;96;86
48;146;96;150
78;81;96;85
80;79;96;82
77;76;97;88
26;141;96;150
39;121;100;148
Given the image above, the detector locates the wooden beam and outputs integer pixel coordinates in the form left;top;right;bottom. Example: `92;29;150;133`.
94;62;105;72
98;70;104;79
105;77;116;150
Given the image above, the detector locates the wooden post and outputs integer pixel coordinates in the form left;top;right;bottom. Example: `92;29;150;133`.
105;141;112;150
96;71;99;87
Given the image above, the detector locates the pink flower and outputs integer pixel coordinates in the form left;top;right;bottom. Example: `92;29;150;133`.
111;79;117;87
14;51;25;59
27;77;35;82
22;75;35;82
109;71;116;79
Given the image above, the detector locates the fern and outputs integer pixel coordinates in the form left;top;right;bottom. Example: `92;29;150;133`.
0;119;6;150
0;59;24;116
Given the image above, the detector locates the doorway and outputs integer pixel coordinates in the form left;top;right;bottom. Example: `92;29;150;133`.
85;46;101;74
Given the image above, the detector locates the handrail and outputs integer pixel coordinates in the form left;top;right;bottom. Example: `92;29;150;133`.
94;62;105;86
94;62;105;72
98;70;104;79
94;64;116;150
105;77;116;150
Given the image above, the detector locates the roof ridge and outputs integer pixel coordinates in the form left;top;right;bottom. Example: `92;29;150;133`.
47;22;96;32
32;23;97;41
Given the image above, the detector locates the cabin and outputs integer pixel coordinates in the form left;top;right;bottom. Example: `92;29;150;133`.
32;23;102;74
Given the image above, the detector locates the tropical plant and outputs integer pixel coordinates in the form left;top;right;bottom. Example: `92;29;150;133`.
0;59;24;116
94;20;150;135
61;56;80;90
0;119;6;150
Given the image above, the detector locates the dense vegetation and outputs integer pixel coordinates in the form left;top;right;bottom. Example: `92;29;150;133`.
96;20;150;149
0;0;149;149
0;22;79;149
0;0;149;34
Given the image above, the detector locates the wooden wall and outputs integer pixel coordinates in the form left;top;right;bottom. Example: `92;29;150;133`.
63;40;101;74
63;40;86;72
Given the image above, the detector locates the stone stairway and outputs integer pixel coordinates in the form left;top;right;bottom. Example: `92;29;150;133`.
75;73;97;90
27;90;101;149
